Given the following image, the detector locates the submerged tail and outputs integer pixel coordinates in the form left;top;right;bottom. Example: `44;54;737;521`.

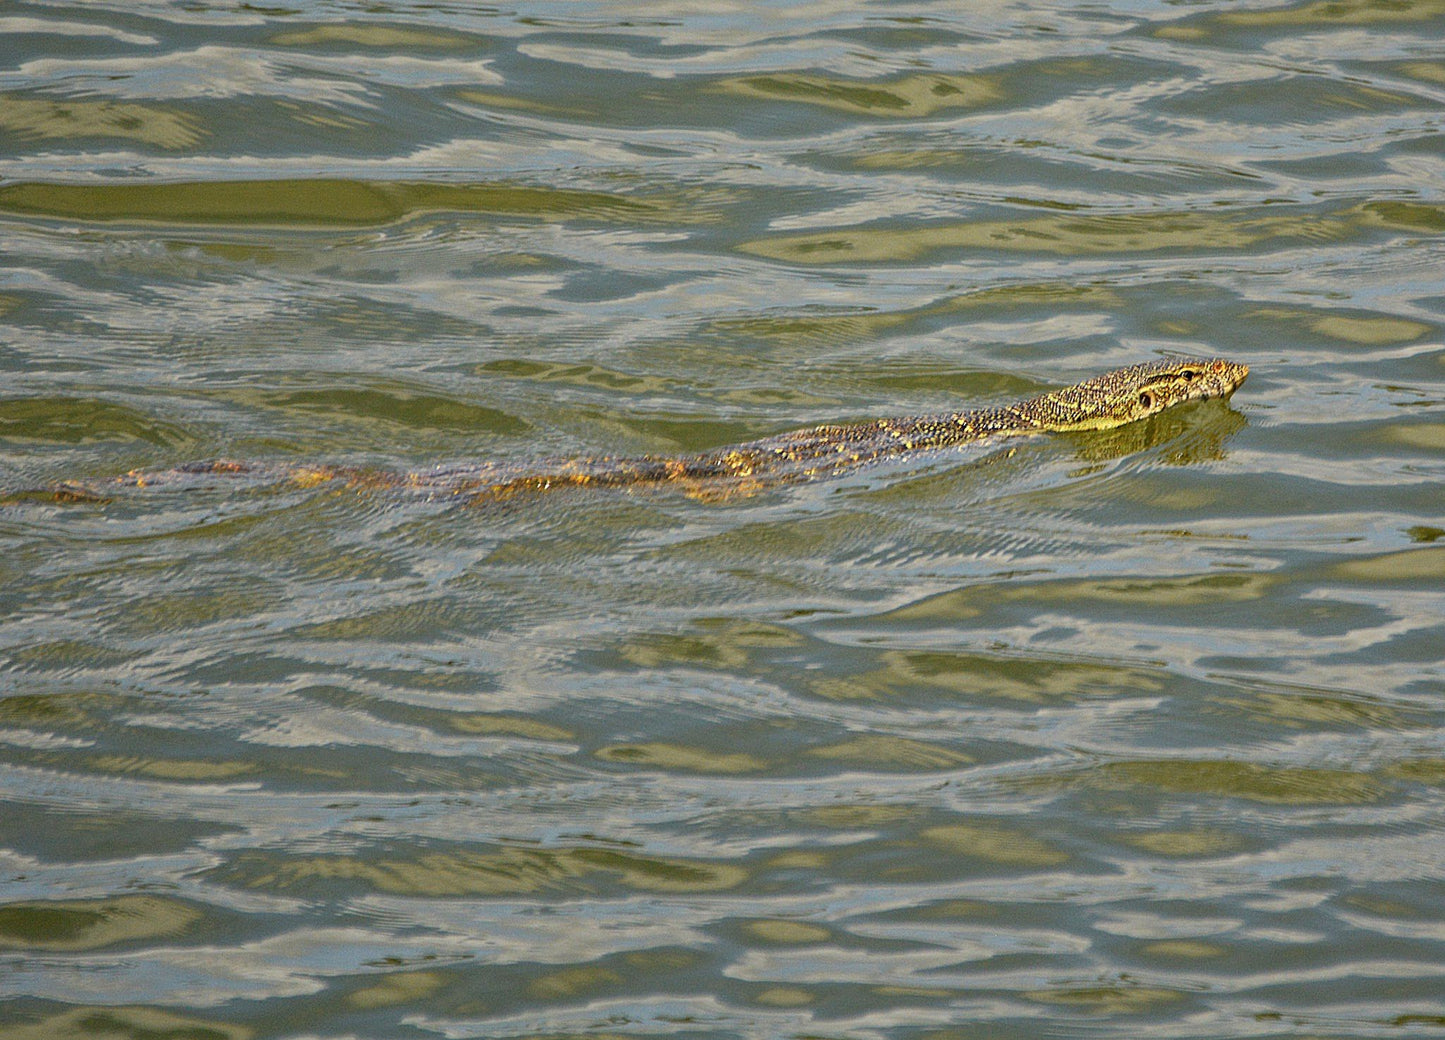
4;459;340;506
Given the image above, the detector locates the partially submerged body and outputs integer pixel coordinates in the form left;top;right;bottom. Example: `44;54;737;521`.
33;357;1248;505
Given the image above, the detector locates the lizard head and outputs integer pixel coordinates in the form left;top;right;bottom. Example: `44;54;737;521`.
1025;356;1248;431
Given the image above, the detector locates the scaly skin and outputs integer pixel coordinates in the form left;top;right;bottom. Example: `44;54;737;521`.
46;357;1247;504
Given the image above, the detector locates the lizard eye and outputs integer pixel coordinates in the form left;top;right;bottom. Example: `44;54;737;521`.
1181;369;1197;381
1138;391;1155;409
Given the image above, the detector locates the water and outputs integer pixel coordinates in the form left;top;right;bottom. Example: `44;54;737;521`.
1;1;1443;1037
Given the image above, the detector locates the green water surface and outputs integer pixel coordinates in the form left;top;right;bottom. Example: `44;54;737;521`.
1;2;1443;1038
